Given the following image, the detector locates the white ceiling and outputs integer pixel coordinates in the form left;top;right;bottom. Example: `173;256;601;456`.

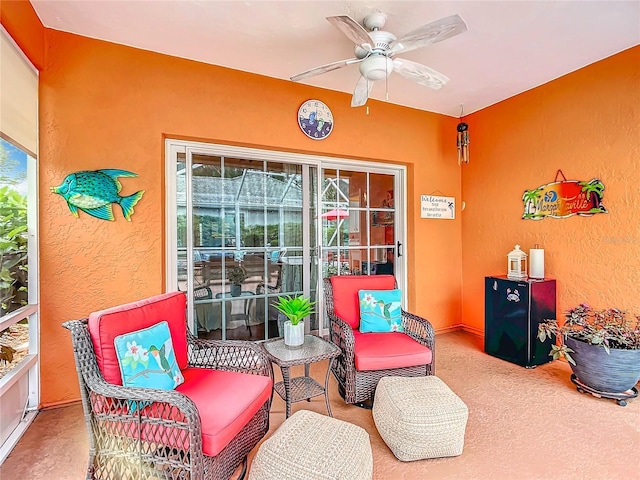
30;1;640;117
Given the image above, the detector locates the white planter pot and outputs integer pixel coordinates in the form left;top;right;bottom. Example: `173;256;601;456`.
284;320;305;348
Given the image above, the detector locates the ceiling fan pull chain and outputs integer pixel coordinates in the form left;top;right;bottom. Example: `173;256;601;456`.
385;55;389;101
385;72;389;101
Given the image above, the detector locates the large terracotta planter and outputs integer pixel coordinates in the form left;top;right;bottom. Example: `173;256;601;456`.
566;336;640;393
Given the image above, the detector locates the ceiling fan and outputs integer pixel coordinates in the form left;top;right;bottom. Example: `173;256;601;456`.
291;12;467;107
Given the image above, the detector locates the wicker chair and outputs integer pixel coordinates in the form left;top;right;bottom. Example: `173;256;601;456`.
323;275;435;405
63;292;273;480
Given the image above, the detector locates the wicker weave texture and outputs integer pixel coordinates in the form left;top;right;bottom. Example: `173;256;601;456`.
263;335;341;418
63;318;272;480
248;410;373;480
373;376;468;461
323;277;436;404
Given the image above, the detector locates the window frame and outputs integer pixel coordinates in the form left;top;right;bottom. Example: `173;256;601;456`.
0;26;40;464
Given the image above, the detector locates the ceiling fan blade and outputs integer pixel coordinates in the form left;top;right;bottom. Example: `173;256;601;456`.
351;75;372;107
390;14;467;55
327;15;374;50
291;58;361;82
393;58;449;89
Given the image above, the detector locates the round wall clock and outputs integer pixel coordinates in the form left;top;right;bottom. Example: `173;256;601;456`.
297;99;333;140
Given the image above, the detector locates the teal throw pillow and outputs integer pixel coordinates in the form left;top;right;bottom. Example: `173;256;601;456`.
358;289;403;333
114;321;184;391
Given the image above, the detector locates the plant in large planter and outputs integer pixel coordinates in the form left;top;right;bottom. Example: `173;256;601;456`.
227;266;247;297
538;304;640;398
274;295;315;348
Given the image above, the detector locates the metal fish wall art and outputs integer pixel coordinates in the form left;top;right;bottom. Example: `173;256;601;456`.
51;169;145;221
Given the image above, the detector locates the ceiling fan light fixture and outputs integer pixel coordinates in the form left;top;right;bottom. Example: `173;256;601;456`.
291;12;467;107
359;55;394;81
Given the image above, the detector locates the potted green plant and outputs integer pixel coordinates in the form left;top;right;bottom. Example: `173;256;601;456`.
538;304;640;397
227;266;247;297
274;295;315;348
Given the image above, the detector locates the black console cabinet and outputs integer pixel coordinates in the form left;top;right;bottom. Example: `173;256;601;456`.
484;276;556;367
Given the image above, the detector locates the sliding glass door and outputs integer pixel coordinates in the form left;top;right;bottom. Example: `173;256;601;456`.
169;145;317;340
320;169;398;277
166;141;404;340
319;168;402;332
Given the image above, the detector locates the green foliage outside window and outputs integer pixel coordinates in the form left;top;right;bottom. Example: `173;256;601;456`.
0;143;28;317
0;186;27;315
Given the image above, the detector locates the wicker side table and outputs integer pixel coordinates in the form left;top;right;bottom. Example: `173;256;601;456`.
262;335;340;418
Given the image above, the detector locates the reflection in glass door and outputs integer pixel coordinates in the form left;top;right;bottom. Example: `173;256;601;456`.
168;141;405;340
321;170;397;278
174;149;317;340
320;169;400;329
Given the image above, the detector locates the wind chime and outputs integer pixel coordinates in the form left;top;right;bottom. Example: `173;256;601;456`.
457;104;469;165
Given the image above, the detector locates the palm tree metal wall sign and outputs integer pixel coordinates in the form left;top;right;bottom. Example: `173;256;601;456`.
522;170;607;220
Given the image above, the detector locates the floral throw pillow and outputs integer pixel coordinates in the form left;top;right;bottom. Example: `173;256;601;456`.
114;321;184;391
358;289;404;333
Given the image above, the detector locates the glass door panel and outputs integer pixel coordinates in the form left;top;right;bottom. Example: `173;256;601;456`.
344;248;369;276
321;170;398;280
177;148;313;341
369;173;395;209
321;249;350;277
318;168;401;333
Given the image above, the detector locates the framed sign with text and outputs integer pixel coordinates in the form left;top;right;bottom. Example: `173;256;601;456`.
522;171;607;220
421;195;455;219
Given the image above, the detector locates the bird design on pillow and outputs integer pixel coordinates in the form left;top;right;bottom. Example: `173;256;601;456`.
149;337;183;386
149;344;173;379
377;299;401;323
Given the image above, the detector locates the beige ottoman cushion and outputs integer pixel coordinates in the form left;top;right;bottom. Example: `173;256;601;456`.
248;409;373;480
373;376;468;461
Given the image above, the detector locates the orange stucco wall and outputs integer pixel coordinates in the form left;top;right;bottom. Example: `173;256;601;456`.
3;3;462;406
461;46;640;333
0;0;44;69
7;0;636;408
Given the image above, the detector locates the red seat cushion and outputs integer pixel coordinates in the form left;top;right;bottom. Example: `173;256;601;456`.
176;368;272;457
331;275;396;329
353;330;432;371
88;292;188;385
97;368;272;457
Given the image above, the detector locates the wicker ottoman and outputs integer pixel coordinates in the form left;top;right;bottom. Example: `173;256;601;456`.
248;409;372;480
373;376;468;461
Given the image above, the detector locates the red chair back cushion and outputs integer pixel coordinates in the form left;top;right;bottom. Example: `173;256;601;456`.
330;275;396;329
88;292;188;385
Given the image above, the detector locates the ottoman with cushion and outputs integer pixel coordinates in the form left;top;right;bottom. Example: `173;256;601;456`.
373;376;468;461
248;409;373;480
